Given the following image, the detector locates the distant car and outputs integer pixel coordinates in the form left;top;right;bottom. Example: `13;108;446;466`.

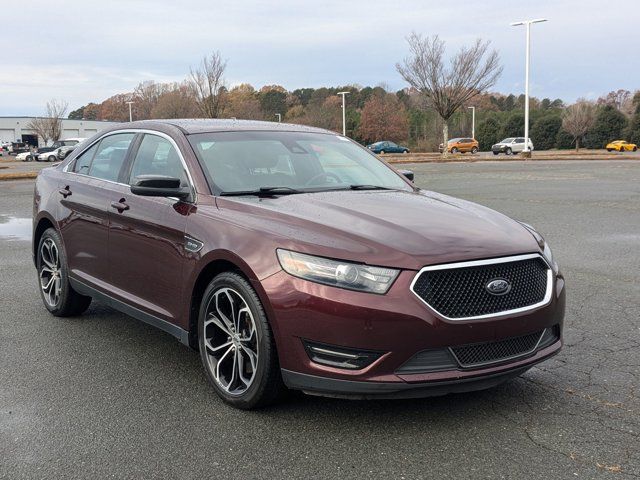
36;147;59;162
439;138;479;154
55;138;86;160
16;151;39;162
367;141;410;154
491;137;534;155
606;140;637;152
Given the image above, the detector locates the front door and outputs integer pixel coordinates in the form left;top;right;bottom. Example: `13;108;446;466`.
107;133;193;325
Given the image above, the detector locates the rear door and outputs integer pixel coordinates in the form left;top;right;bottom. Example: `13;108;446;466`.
106;132;192;324
59;133;135;289
514;138;525;152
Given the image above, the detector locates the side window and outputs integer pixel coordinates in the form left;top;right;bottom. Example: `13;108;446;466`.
515;138;524;144
87;133;135;182
73;142;99;174
129;134;187;186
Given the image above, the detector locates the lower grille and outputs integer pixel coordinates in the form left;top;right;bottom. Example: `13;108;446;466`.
450;330;544;368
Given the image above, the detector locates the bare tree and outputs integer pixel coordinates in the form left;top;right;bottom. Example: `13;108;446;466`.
397;33;502;156
26;99;68;145
46;99;68;142
188;51;227;118
562;101;596;151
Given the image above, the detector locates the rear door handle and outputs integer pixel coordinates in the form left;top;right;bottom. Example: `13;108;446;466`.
110;199;129;212
58;186;72;198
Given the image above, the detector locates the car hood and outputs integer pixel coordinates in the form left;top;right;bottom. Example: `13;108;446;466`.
216;189;539;270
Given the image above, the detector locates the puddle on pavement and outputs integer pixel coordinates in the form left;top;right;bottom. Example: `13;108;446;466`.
0;216;32;241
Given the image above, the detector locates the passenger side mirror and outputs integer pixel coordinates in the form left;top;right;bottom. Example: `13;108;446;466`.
398;169;414;182
130;175;190;199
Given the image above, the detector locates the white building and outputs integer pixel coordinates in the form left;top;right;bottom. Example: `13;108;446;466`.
0;117;119;146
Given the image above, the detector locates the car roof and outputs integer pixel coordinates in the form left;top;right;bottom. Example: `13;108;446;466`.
116;119;335;135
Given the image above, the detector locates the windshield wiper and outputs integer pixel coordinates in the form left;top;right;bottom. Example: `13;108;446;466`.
348;184;394;191
220;186;304;196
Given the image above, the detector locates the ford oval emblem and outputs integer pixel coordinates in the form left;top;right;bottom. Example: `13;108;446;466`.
485;278;511;296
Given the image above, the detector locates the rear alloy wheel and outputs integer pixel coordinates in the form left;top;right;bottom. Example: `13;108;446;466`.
451;147;459;154
198;272;284;409
37;228;92;316
471;146;479;154
379;150;385;154
48;155;56;162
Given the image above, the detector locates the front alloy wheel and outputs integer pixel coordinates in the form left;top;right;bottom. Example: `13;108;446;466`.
198;272;284;409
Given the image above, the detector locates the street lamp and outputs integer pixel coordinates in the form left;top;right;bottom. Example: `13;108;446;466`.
125;101;134;122
337;91;350;136
467;106;475;139
511;18;547;155
275;113;281;123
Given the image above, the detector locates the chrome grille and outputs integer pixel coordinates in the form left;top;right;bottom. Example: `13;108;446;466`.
411;254;551;320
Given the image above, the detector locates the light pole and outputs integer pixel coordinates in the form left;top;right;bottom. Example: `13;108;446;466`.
125;101;134;122
467;106;475;139
511;18;547;156
337;91;350;136
275;113;281;123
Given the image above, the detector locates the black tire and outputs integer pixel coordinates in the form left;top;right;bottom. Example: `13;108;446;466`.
607;149;613;152
198;271;285;409
451;147;459;154
505;147;513;155
471;146;479;154
493;151;499;156
379;150;385;154
402;149;409;154
35;156;42;162
37;228;92;317
633;146;638;152
48;155;56;162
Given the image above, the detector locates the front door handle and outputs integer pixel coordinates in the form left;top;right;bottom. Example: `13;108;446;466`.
58;186;72;198
110;199;130;213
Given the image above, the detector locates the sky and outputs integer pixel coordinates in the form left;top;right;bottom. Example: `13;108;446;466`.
1;0;638;116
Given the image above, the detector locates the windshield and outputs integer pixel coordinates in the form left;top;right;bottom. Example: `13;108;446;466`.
501;138;515;143
188;131;412;194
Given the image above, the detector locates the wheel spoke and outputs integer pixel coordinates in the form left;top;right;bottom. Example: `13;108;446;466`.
214;345;234;385
215;291;234;332
204;314;231;336
205;339;232;353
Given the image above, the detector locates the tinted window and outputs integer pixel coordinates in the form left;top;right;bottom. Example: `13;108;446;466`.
87;134;134;182
73;142;99;174
515;138;525;143
129;134;187;186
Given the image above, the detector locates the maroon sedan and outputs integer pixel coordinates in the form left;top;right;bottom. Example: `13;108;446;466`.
32;120;565;409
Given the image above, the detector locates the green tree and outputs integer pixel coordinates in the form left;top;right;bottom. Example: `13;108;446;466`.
585;106;628;148
259;88;287;119
501;112;524;137
555;128;575;149
625;112;640;145
476;116;502;150
530;114;562;150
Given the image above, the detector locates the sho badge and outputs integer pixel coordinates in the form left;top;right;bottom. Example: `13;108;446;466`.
485;278;511;296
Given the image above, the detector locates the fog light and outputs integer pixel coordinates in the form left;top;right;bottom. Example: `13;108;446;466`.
303;340;382;370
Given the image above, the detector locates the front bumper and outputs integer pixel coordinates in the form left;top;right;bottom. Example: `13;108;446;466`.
260;269;566;398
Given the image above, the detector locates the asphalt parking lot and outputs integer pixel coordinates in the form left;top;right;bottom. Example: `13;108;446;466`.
1;160;639;479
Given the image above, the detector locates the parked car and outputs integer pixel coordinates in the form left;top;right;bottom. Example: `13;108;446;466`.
33;119;565;409
491;137;534;155
8;141;28;155
16;150;38;162
606;140;638;152
367;141;410;154
55;138;86;160
439;138;479;154
36;147;59;162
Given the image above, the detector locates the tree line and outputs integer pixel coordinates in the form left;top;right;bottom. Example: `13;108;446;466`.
65;48;640;152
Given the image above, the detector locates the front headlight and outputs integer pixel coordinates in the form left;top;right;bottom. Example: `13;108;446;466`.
277;249;399;294
519;222;558;273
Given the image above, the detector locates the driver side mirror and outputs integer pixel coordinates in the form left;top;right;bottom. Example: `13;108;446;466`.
131;175;190;199
398;169;414;182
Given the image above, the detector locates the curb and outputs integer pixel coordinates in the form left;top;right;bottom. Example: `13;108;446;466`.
0;172;38;181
